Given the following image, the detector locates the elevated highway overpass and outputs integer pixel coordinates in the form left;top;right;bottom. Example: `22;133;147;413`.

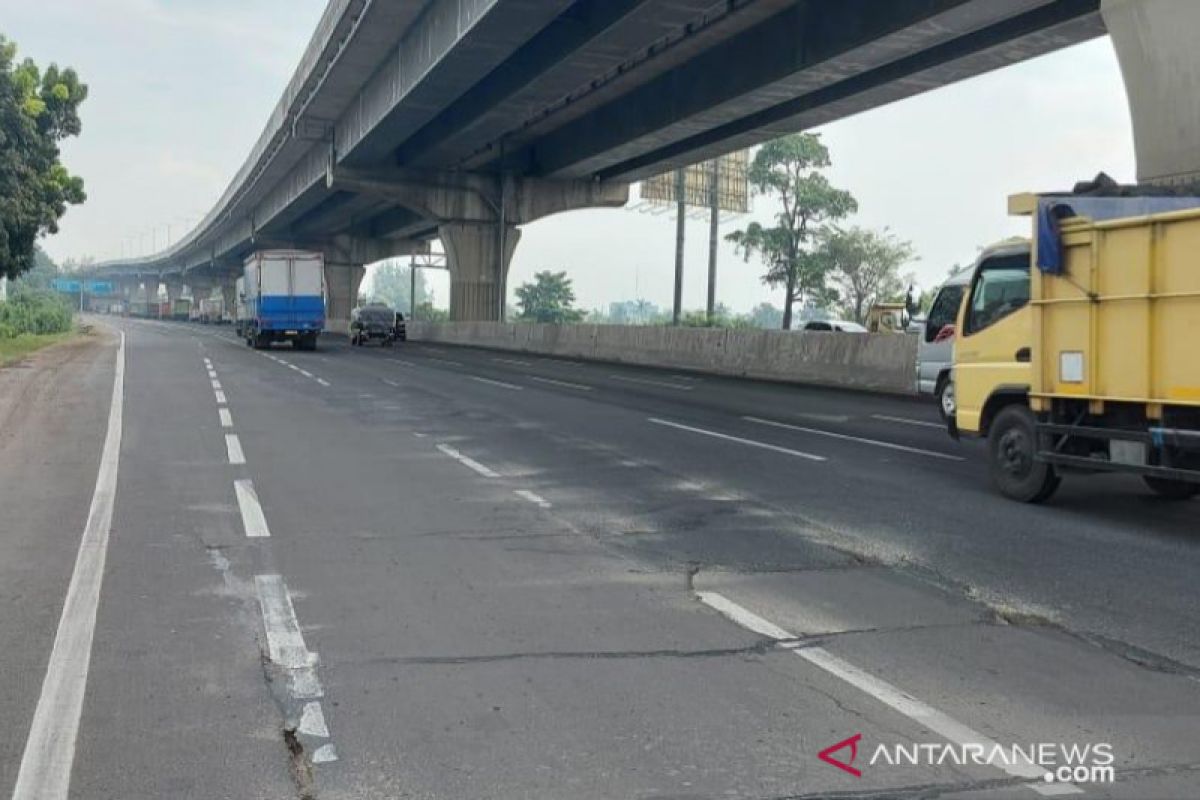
86;0;1196;327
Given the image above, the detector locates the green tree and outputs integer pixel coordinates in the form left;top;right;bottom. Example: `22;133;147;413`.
746;302;784;330
819;226;916;323
1;37;88;280
369;260;429;313
726;134;856;330
515;270;584;323
414;301;449;322
12;245;58;290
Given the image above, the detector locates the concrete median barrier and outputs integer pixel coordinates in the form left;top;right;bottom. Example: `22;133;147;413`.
407;322;917;394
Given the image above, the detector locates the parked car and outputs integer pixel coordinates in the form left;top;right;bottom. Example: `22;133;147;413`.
350;303;397;347
801;319;868;333
917;259;993;421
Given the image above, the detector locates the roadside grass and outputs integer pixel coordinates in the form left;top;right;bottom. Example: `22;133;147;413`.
0;329;78;367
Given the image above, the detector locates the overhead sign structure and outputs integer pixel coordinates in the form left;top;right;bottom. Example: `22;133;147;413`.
638;150;750;324
52;279;116;295
639;150;750;214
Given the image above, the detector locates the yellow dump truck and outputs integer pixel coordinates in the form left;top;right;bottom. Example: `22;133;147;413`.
952;192;1200;502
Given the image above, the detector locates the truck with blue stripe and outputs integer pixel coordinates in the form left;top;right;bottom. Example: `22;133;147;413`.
242;250;325;351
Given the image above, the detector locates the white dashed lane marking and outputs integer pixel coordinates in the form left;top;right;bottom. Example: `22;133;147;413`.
513;489;552;508
743;416;963;461
529;376;593;392
648;418;826;462
470;375;523;390
608;374;694;390
872;413;946;430
234;479;271;538
436;444;500;478
219;408;233;428
255;575;337;762
215;390;227;404
225;434;246;465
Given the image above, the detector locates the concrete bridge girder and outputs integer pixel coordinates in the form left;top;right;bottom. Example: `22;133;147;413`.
328;166;628;320
1103;0;1200;185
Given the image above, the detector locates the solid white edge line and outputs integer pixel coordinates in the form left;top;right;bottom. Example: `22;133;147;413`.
235;479;271;538
215;390;227;404
697;592;1079;796
743;416;964;461
225;433;246;465
219;408;233;428
492;357;533;366
529;376;592;391
513;489;552;508
426;357;463;367
436;443;500;478
871;414;946;430
12;330;125;800
470;375;523;390
648;417;825;462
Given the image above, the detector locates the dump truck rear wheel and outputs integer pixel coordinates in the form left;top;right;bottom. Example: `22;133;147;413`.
989;405;1060;503
1143;476;1199;500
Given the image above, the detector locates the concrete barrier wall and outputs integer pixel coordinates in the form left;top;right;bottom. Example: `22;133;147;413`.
407;322;918;394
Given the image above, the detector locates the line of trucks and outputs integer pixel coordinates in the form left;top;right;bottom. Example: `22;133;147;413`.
115;250;406;350
918;183;1200;503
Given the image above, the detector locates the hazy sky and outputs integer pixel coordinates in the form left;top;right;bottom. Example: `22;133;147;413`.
3;1;1135;313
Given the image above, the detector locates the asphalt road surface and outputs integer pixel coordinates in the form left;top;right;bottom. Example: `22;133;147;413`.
3;316;1199;799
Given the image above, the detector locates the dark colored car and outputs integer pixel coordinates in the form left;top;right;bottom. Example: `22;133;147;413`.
350;305;397;346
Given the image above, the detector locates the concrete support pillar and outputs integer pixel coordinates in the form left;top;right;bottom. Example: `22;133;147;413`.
323;263;365;335
440;222;520;322
1103;0;1200;185
221;281;238;322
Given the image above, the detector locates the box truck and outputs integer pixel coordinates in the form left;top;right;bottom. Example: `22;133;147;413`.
952;191;1200;502
241;250;325;350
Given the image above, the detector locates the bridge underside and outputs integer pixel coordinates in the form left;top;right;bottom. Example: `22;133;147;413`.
100;0;1200;322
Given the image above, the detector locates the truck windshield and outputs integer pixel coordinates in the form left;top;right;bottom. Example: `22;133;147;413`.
966;255;1029;334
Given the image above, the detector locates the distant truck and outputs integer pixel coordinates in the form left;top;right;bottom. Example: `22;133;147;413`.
171;298;192;321
198;296;224;324
952;191;1200;502
241;250;325;350
234;277;249;336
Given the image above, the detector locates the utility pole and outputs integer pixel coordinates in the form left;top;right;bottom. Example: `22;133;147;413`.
706;157;720;324
672;167;686;325
410;261;417;319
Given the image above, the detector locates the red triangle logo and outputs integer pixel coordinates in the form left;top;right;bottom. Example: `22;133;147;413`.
818;733;863;777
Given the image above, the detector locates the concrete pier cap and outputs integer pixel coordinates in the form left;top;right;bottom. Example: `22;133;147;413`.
1103;0;1200;185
